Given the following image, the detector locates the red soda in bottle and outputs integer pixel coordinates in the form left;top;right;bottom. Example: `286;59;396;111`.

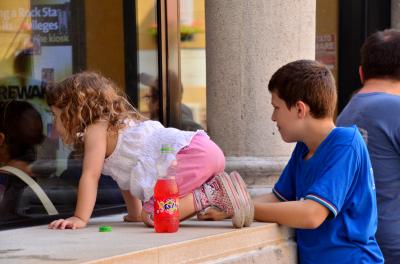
154;144;180;233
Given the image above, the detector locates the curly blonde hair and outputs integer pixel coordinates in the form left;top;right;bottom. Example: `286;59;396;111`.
46;71;144;149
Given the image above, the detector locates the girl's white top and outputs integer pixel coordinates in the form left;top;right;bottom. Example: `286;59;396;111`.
102;120;207;201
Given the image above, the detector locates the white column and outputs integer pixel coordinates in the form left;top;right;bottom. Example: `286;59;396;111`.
205;0;316;193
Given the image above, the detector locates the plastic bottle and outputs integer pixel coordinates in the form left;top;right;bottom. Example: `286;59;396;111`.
154;144;180;233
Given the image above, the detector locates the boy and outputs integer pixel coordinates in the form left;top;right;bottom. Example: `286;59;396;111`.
255;60;383;263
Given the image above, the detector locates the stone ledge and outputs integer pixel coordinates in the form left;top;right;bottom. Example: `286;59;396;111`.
89;223;295;264
207;241;297;264
0;214;295;264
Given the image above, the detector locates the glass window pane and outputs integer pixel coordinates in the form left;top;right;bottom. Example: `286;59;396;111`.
137;0;158;120
316;1;338;85
316;0;338;116
0;0;78;228
0;0;158;229
179;0;206;131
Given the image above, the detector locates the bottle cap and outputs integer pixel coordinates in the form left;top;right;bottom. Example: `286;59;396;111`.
99;225;112;232
160;144;174;153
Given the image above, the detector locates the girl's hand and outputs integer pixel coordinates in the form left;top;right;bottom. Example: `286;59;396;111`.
48;216;87;230
121;190;143;222
123;214;142;222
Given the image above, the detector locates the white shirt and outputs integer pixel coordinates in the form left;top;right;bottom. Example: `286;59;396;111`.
102;120;207;201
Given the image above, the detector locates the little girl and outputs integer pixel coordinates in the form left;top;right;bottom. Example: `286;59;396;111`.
47;71;253;230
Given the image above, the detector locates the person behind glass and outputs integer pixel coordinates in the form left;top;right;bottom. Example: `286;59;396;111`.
336;29;400;264
140;72;203;131
0;100;44;219
0;47;57;179
0;47;46;93
254;60;384;263
46;71;253;230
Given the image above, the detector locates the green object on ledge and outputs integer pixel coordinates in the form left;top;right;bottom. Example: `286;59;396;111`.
99;225;112;232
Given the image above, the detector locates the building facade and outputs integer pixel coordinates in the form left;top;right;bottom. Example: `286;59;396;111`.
0;0;394;230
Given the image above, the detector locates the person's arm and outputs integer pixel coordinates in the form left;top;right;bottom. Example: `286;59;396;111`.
121;190;142;222
254;198;330;229
48;122;108;229
253;192;281;203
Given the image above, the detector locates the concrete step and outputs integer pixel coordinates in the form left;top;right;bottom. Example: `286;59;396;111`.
0;215;296;264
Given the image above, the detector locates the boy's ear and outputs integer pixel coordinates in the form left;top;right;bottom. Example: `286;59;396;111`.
359;66;364;84
295;101;309;119
0;133;5;146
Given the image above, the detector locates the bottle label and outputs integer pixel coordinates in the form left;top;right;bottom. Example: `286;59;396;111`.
155;198;178;215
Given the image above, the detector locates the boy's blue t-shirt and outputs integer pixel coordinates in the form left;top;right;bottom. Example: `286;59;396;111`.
273;126;383;264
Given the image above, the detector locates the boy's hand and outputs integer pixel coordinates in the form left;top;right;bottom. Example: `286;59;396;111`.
123;214;142;222
48;216;87;230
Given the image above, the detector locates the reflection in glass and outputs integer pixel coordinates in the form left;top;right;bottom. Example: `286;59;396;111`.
0;100;44;220
179;0;206;130
0;0;135;229
139;71;203;131
136;0;158;119
0;1;74;226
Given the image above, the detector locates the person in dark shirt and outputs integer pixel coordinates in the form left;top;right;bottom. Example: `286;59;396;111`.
336;29;400;264
0;100;44;220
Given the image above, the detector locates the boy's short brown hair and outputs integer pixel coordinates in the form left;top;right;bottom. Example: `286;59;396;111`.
268;60;337;118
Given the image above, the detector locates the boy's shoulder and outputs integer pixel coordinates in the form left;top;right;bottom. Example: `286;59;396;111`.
300;126;361;148
295;126;364;158
331;126;360;144
323;126;366;158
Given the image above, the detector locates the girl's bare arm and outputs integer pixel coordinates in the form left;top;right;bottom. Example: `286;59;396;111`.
49;122;108;229
121;190;142;222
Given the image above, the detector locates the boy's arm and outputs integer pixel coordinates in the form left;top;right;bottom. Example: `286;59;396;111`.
253;192;281;203
254;199;330;229
121;190;143;222
49;122;107;229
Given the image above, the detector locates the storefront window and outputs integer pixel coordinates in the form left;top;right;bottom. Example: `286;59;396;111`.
0;0;160;229
137;0;158;120
316;0;338;87
179;0;206;130
315;0;338;117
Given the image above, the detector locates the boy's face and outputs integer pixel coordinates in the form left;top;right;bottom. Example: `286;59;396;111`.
270;92;301;143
